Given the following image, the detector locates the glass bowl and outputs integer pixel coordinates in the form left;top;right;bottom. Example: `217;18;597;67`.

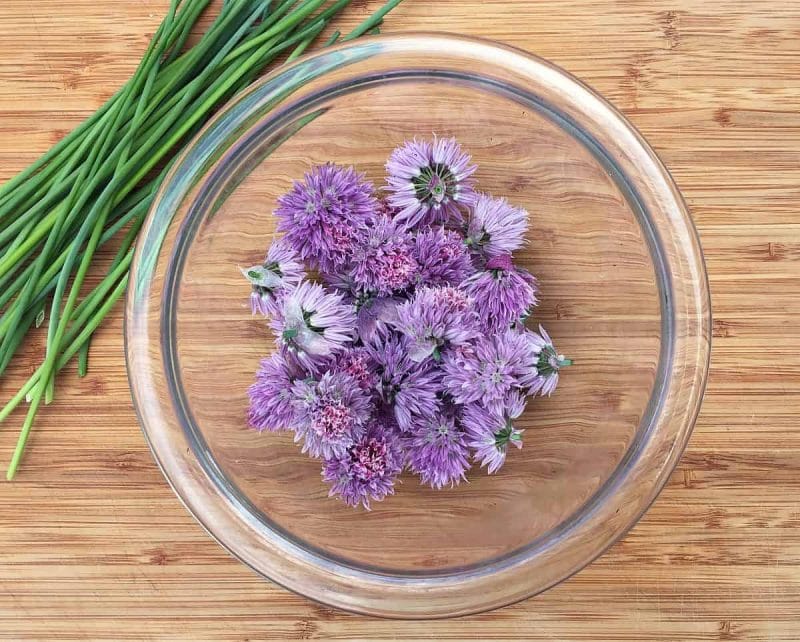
125;33;711;618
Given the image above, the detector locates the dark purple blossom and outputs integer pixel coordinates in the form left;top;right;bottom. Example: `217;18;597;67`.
462;392;526;474
466;193;529;258
350;215;418;296
375;197;399;218
355;296;402;344
327;347;379;392
441;329;538;413
292;371;373;459
275;163;377;272
366;332;441;432
321;270;359;303
394;286;479;362
248;352;303;432
462;254;538;332
526;325;572;396
241;238;305;317
385;137;478;229
323;420;404;509
271;280;356;370
406;410;470;489
413;226;474;286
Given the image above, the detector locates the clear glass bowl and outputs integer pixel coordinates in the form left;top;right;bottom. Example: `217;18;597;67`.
125;33;711;618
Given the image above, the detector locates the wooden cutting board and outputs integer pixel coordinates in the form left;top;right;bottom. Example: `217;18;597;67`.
1;1;798;639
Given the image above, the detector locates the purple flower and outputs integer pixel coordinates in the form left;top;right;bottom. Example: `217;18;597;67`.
466;193;529;258
355;296;402;344
385;137;478;229
366;332;441;432
327;347;379;392
413;226;474;286
247;352;303;432
293;371;373;459
527;325;572;396
394;286;479;363
323;421;404;509
321;270;359;303
241;238;305;317
375;197;399;218
441;330;538;413
406;411;470;489
244;139;571;506
350;215;417;296
271;280;356;370
462;392;527;474
275;163;377;272
462;254;538;332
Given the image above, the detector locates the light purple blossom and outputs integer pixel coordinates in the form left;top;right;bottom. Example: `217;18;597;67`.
271;280;356;370
292;371;373;459
441;329;539;413
462;254;538;332
466;193;529;258
366;332;441;432
413;226;474;286
462;392;527;474
241;238;305;317
526;325;572;396
394;286;479;362
247;352;303;432
350;215;418;296
275;163;377;272
406;411;470;489
385;137;478;229
323;420;404;509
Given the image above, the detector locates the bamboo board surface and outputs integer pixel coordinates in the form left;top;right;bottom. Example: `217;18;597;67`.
1;1;799;640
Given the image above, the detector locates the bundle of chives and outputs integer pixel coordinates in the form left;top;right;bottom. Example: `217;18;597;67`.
0;0;405;479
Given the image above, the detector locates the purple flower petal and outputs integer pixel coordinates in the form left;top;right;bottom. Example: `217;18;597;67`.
350;215;417;296
275;163;377;272
326;347;380;392
462;393;526;474
393;286;479;363
242;238;305;317
385;137;478;229
466;193;529;258
365;332;442;432
462;256;538;332
271;280;357;371
323;420;404;509
441;329;539;412
248;353;304;432
293;371;373;459
406;410;470;489
356;296;402;344
525;325;572;396
413;225;474;286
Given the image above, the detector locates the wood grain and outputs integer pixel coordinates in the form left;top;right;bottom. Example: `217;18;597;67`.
1;0;799;639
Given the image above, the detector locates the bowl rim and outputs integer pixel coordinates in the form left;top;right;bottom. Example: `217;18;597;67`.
125;31;712;618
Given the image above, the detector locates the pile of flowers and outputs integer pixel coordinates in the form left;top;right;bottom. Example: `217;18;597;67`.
242;138;571;509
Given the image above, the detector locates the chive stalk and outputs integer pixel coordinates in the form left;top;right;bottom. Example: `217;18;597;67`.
0;0;407;477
